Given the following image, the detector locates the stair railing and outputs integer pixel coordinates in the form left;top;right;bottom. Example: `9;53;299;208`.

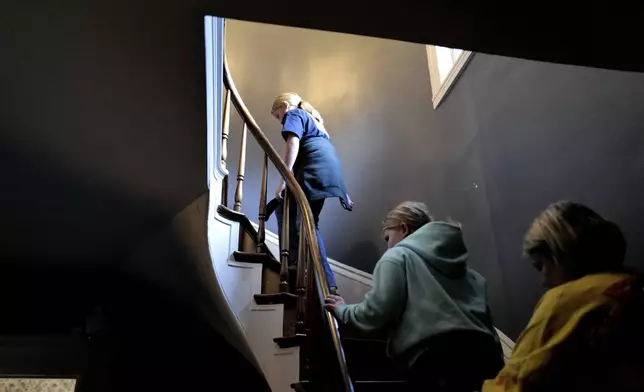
221;54;354;392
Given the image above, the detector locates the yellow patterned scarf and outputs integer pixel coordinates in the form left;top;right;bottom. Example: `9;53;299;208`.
483;272;644;392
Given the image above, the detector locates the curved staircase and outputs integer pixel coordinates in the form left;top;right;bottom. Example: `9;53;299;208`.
205;17;410;392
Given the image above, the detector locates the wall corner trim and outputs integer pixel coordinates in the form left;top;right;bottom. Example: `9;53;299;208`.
205;15;229;187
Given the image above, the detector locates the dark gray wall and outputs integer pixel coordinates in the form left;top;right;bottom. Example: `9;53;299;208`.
0;6;270;388
226;20;644;338
470;59;644;337
1;0;208;266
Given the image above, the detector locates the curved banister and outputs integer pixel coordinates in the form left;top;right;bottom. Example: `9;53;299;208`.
223;55;354;392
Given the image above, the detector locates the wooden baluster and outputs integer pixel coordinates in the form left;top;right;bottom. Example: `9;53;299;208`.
257;153;268;253
296;218;307;334
279;190;290;293
305;248;315;329
233;123;247;212
304;254;323;386
221;89;231;168
221;89;231;207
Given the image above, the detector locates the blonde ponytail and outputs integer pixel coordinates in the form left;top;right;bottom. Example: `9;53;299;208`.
272;92;325;124
297;99;324;124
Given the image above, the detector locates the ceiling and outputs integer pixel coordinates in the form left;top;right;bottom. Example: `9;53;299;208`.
211;0;640;73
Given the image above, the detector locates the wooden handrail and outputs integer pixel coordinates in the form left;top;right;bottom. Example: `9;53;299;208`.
223;55;354;392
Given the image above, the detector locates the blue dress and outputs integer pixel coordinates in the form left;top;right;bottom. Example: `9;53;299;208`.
276;109;351;288
282;109;351;208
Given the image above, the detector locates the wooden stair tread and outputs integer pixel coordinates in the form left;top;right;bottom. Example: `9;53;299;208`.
291;382;308;392
222;205;401;386
217;204;279;262
274;333;306;348
341;337;388;344
292;380;406;391
254;292;298;308
233;251;281;272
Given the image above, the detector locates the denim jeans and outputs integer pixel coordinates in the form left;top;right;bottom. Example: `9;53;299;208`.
275;198;337;288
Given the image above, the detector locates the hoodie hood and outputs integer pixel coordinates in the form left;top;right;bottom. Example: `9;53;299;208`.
396;222;468;278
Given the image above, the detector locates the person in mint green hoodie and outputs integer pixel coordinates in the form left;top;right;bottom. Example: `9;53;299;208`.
325;201;503;392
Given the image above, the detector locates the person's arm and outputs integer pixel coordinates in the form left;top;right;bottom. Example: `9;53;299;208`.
326;257;406;331
275;134;300;199
275;112;304;199
283;134;300;171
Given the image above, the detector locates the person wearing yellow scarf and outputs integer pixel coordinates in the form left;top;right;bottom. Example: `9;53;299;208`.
483;201;644;392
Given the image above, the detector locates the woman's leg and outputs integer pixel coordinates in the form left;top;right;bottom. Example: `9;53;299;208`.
285;197;336;289
308;199;337;289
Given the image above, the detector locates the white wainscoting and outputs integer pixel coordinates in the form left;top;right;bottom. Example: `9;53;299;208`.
255;224;516;360
206;196;299;392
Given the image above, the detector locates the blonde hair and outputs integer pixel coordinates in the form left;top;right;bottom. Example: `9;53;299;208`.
271;92;325;124
524;201;626;277
382;201;433;233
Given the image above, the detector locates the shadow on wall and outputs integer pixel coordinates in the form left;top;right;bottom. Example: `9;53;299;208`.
344;240;383;273
0;147;267;391
1;0;208;266
0;144;168;266
0;256;271;392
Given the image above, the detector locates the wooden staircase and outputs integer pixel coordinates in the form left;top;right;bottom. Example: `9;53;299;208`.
216;23;408;390
218;205;406;391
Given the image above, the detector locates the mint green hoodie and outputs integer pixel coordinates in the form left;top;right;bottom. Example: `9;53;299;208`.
334;222;499;368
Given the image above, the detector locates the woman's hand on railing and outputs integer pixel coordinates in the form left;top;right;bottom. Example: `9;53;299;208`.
324;294;346;312
275;180;286;200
